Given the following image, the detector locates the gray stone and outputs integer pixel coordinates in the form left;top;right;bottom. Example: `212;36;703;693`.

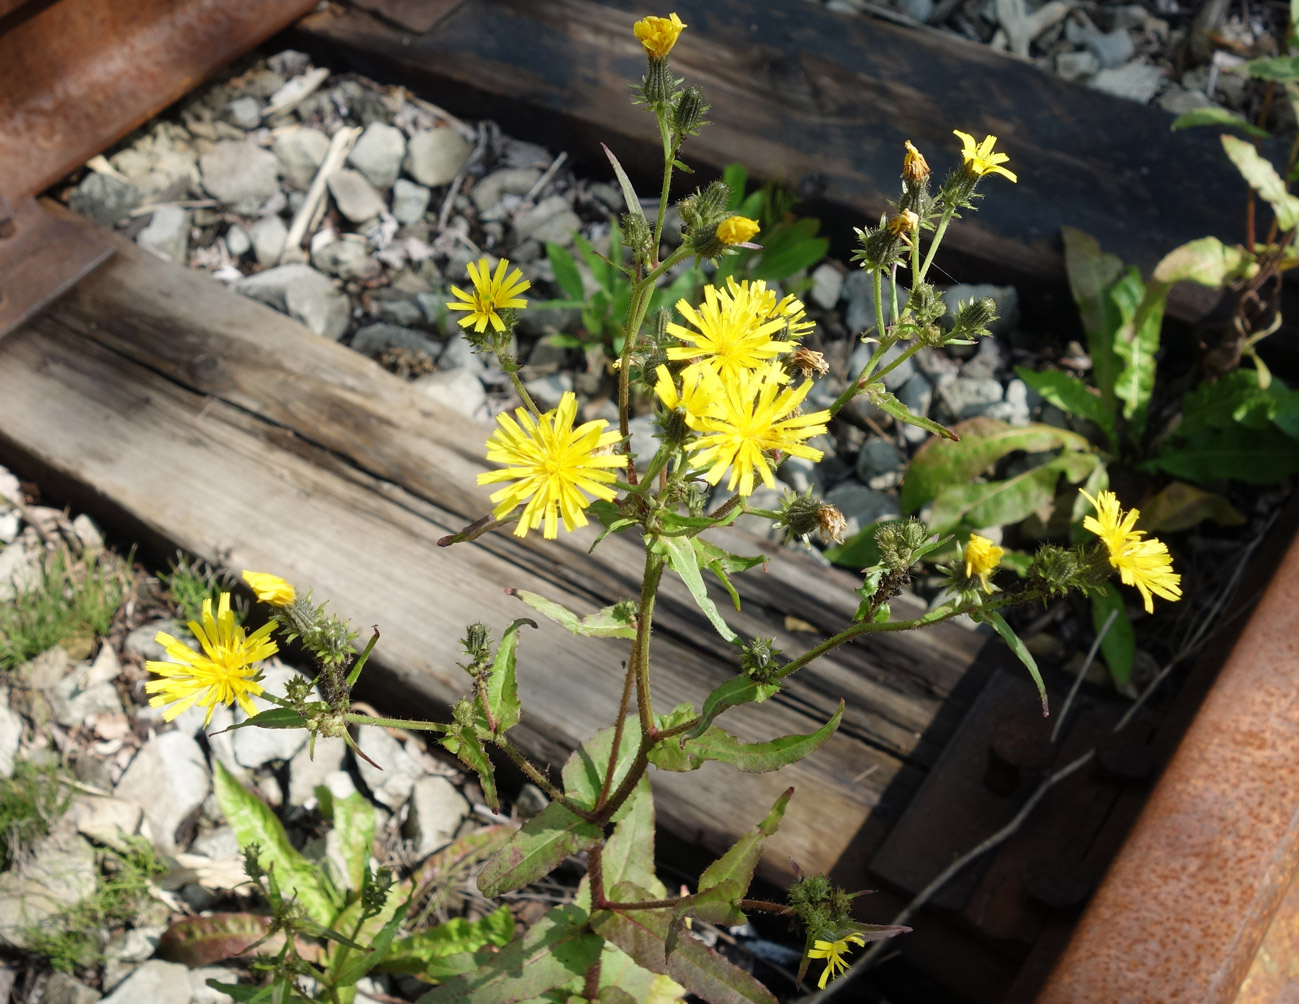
523;372;574;411
189;966;238;1004
1086;28;1135;70
404;776;469;859
1090;60;1165;104
226;224;251;258
627;414;659;467
0;510;18;545
42;972;102;1004
235;264;350;339
941;283;1020;337
191;825;240;860
249;215;288;267
946;376;1005;419
1157;86;1215;116
348;122;406;191
896;373;935;445
855;438;906;489
351;322;441;358
1055;50;1099;81
0;539;42;602
896;0;934;19
413;368;486;418
514;783;549;819
841;269;879;336
115;730;210;854
328;168;387;224
958;337;1007;380
200;141;280;214
272;127;330;190
469;168;543;213
391;178;432;225
809;263;844;310
71;513;103;553
100;961;191;1004
437;332;484;372
311;237;379;280
69;172;140;226
775;454;824;496
0;832;98;948
124;619;190;662
404;128;473;188
824;484;901;537
849;340;914;391
0;697;20;778
136;205;190;262
224;96;262;130
109;140;200;202
983;378;1031;425
51;654;124;727
352;726;420;810
513;195;582;246
22;646;71;690
230;662;309;769
104;925;162;965
287;735;348;807
66;795;145;852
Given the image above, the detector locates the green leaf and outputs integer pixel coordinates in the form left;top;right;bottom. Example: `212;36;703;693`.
601;777;666;897
871;388;958;441
1174;370;1287;438
1236;54;1299;79
984;611;1048;716
545;242;586;302
477;802;601;897
602;144;646;232
1221;134;1299;230
926;450;1099;534
220;707;310;733
322;790;376;894
485;618;531;734
441;726;498;813
823;519;890;569
560;725;640;812
596;943;687;1003
650;703;842;773
593;884;777;1004
722;164;749;211
419;904;602;1003
334;904;409;987
687;676;780;741
900;418;1091;513
509;589;637;639
1062;227;1125;409
1111;270;1164;438
1152;236;1253;287
1147;422;1299;483
653;534;738;642
1091;585;1135;690
1137;481;1245;532
1014;367;1115;448
1170;107;1270;138
377;907;515;982
207;981;276;1004
157;913;277;967
212;762;338;926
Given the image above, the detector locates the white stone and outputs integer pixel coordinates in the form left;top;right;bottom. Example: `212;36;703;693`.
67;794;146;851
404;775;469;859
0;833;98;948
100;960;191;1004
136;205;190;262
348;122;406;190
328;169;387;224
272;127;330;190
1090;60;1165;103
413;368;486;418
114;730;210;854
41;972;102;1004
0;697;20;777
249;215;288;267
469;167;542;213
391;178;431;224
231;661;310;768
287;735;348;807
200;141;280;214
404;128;472;187
352;725;420;809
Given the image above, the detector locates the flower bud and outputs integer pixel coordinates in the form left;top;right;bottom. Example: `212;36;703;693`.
952;296;998;340
875;517;931;572
716;215;760;246
902;140;930;184
740;636;783;683
673;84;709;138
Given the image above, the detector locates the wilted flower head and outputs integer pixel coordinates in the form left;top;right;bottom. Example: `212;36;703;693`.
902;139;930;183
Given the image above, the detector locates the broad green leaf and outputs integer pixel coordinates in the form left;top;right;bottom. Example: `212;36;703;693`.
597;943;687;1003
649;703;842;773
377;907;515;982
1170;107;1270;138
509;589;637;639
157;912;277;967
1112;274;1165;438
687;676;780;741
418;904;602;1003
1138;481;1245;532
221;707;310;732
593;883;777;1004
334;904;408;987
560;725;640;812
207;982;276;1004
984;610;1048;716
213;762;338;926
1221;135;1299;231
603;144;646;231
1062;227;1125;409
601;777;666;896
1152;236;1253;287
1175;370;1287;438
477;802;601;897
1146;422;1299;484
654;534;738;642
900;418;1090;512
1237;55;1299;79
722;163;748;211
545;242;586;301
926;450;1098;534
1014;367;1115;449
322;789;376;894
441;727;498;813
871;387;958;441
1090;585;1135;690
484;618;532;734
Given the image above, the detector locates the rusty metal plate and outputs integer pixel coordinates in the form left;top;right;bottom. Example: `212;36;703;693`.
0;198;112;339
0;0;318;201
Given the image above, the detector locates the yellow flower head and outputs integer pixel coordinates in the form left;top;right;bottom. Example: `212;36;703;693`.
654;363;723;424
953;130;1017;183
726;275;815;342
478;392;625;539
667;283;792;385
242;570;296;607
716;216;761;246
686;368;830;497
902;139;930;183
963;533;1004;593
1081;490;1183;614
807;933;867;989
447;257;530;333
144;592;277;726
633;12;686;60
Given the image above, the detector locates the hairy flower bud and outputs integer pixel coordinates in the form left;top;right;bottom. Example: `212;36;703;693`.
673;84;709;138
740;636;783;683
875;517;932;572
952;296;998;340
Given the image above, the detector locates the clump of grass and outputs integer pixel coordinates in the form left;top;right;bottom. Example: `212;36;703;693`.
0;549;130;673
159;552;241;626
0;760;73;869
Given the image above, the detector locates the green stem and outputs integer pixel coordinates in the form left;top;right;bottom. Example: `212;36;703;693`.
917;205;956;286
493;734;594;819
343;713;448;732
652;119;677;254
505;367;541;417
889;264;901;322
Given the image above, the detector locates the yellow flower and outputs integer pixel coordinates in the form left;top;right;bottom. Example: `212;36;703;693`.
887;209;920;246
633;12;686;60
716;215;761;246
726;276;814;341
242;570;296;607
686;368;830;497
145;593;277;726
667;283;792;385
953;130;1018;183
447;257;530;333
654;363;723;423
902;139;930;183
964;533;1004;593
478;392;625;539
807;933;866;989
1081;490;1183;614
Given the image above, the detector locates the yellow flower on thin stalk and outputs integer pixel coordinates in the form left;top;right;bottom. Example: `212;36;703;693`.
807;933;867;989
145;592;277;726
1081;489;1182;614
242;570;296;607
716;215;761;246
654;363;723;424
726;276;815;342
478;391;625;539
667;282;792;385
633;12;686;60
964;533;1004;593
953;130;1018;183
446;257;530;333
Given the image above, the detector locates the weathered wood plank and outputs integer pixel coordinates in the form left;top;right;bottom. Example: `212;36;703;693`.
0;211;992;887
292;0;1256;320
